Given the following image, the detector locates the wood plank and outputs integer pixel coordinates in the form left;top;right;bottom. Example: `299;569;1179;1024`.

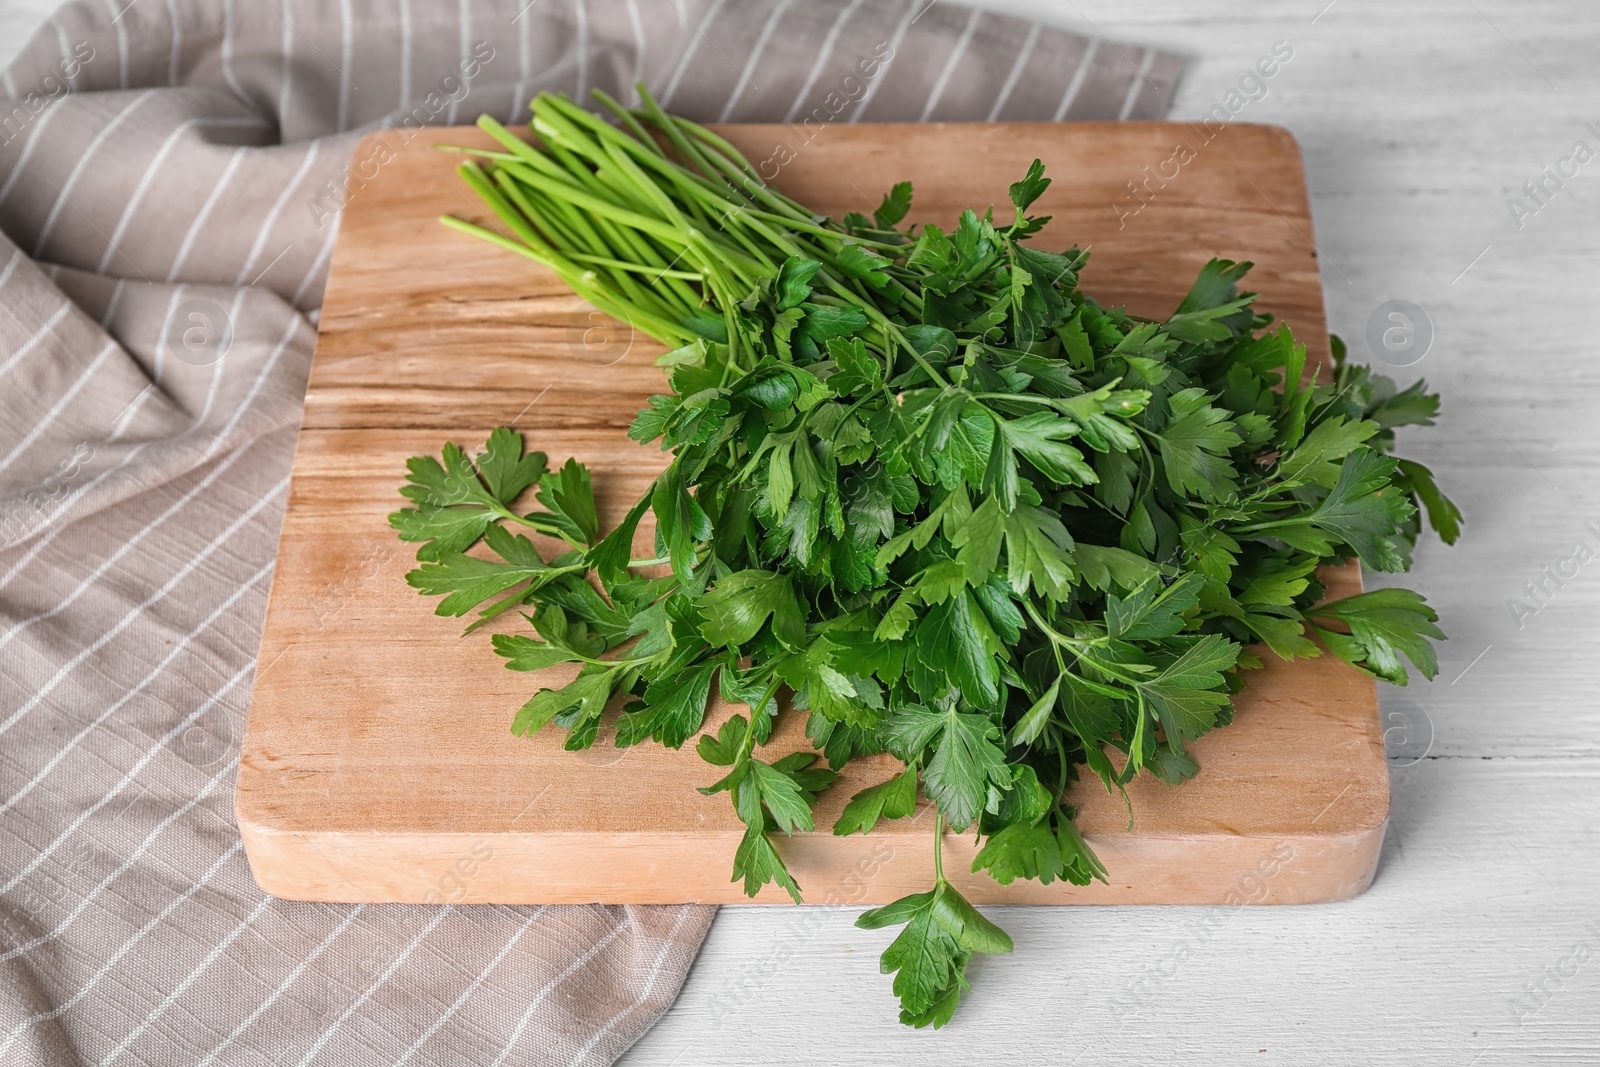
237;120;1384;905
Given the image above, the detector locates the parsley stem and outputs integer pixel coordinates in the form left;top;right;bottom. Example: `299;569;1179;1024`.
564;252;703;280
879;317;952;389
1023;600;1149;688
737;206;906;250
439;212;695;345
1022;600;1078;651
1228;515;1304;534
837;385;893;424
734;677;782;767
1125;693;1149;779
494;162;683;244
494;509;582;544
932;812;946;887
971;392;1061;405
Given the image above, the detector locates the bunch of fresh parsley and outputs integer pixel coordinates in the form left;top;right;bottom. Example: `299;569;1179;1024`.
393;87;1459;1027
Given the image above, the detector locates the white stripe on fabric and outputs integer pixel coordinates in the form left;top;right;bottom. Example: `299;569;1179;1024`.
103;0;129;88
1117;46;1155;120
32;89;159;257
0;561;271;816
107;383;154;439
279;2;295;131
0;97;67;205
50;19;78;92
566;906;696;1067
0;247;26;293
517;0;532;108
391;910;547;1067
850;0;918;122
1053;37;1099;121
986;22;1041;121
99;896;276;1066
918;6;982;121
187;287;249;433
782;0;863;122
166;146;246;281
149;283;185;388
0;842;245;1059
234;141;321;285
0;340;118;474
624;0;645;100
0;465;286;740
0;303;73;380
0;758;239;962
399;0;412;109
166;0;183;84
221;0;251;107
292;907;457;1067
193;905;369;1067
290;218;339;307
489;919;631;1067
658;0;729;108
575;0;589;101
717;0;797;122
99;278;128;328
447;0;470;125
337;0;353;130
97;116;266;274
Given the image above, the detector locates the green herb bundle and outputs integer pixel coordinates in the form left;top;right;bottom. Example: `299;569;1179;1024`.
392;87;1459;1027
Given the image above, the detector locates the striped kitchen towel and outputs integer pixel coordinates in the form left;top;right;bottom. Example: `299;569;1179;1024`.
0;2;1181;1064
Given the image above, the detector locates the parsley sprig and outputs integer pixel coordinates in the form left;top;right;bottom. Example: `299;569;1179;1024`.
392;87;1459;1027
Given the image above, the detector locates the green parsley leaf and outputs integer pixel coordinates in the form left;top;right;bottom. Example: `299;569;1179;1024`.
1007;158;1050;212
1308;588;1444;684
834;764;920;835
875;181;913;229
857;881;1013;1027
699;570;807;650
1156;388;1243;502
885;703;1009;831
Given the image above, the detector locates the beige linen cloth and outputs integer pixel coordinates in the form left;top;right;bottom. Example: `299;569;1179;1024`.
0;1;1180;1063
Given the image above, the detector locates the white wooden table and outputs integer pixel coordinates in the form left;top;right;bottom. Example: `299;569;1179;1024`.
5;1;1595;1063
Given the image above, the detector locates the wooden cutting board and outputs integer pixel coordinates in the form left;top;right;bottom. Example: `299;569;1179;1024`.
237;120;1388;906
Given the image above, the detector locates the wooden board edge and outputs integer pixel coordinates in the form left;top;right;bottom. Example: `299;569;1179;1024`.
237;814;1388;907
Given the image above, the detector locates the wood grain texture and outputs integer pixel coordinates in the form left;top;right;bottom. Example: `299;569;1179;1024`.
237;120;1387;906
